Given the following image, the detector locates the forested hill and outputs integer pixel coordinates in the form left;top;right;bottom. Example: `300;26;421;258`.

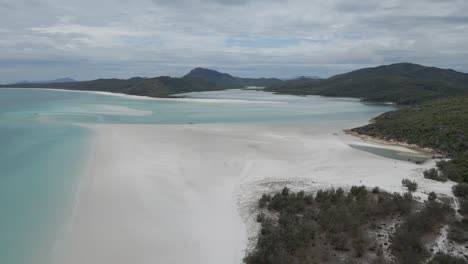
183;68;283;88
266;63;468;104
0;68;283;97
352;97;468;182
0;76;222;97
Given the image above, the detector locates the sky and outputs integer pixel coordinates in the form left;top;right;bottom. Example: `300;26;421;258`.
1;0;468;83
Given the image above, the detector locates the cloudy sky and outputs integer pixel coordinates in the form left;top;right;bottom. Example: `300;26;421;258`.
1;0;468;82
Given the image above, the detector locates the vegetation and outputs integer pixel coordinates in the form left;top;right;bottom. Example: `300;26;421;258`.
183;68;282;88
453;183;468;199
437;160;463;182
391;200;453;264
0;68;282;97
245;186;456;264
352;97;468;182
448;219;468;244
402;178;418;192
424;168;448;182
266;63;468;105
429;253;468;264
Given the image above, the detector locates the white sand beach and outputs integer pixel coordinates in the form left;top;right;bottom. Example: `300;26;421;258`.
52;122;455;264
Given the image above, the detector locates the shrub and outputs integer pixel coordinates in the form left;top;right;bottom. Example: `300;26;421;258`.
259;194;271;208
246;186;418;264
429;253;468;264
453;183;468;198
424;168;447;182
437;160;463;182
350;185;368;197
448;219;468;243
402;179;418;192
256;213;266;223
391;201;452;264
428;192;437;202
459;200;468;216
372;186;380;194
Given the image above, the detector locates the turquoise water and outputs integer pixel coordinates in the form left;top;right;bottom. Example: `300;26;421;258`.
1;89;394;126
0;88;395;264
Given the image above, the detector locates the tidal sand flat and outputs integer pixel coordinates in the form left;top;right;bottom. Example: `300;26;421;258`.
54;124;453;264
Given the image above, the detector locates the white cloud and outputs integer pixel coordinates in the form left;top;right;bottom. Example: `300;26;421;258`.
0;0;467;83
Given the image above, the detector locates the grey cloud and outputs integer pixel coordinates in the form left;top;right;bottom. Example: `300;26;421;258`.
0;0;467;83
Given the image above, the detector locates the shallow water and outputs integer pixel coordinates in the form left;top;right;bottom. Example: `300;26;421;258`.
349;144;429;163
0;88;395;263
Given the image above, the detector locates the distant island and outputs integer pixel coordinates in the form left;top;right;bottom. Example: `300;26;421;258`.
0;68;282;98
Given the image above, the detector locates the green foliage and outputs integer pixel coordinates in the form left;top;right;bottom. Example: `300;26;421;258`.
372;186;380;194
247;187;457;264
448;218;468;243
402;179;418;192
429;253;468;264
424;168;448;182
428;192;437;202
183;68;282;88
391;201;453;264
266;63;468;105
453;183;468;199
245;186;415;264
353;97;468;182
438;160;463;182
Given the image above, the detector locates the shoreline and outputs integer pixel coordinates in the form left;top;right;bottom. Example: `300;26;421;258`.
1;87;375;105
0;87;286;105
343;129;440;158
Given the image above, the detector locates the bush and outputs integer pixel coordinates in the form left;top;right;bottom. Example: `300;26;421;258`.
246;186;417;264
391;201;453;264
453;183;468;198
459;200;468;216
448;219;468;243
424;168;447;182
437;160;463;182
402;179;418;192
372;186;380;194
256;213;266;223
428;192;437;202
429;253;468;264
259;194;271;208
350;185;368;197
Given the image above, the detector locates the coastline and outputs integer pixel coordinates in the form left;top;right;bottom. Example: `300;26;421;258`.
343;129;439;158
0;87;285;105
25;88;454;263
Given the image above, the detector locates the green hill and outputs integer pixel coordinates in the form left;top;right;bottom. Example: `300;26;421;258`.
1;68;282;97
352;97;468;181
267;63;468;104
0;76;222;97
184;68;282;88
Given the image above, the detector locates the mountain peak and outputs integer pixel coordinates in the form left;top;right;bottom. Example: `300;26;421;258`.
185;68;235;80
183;67;283;88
